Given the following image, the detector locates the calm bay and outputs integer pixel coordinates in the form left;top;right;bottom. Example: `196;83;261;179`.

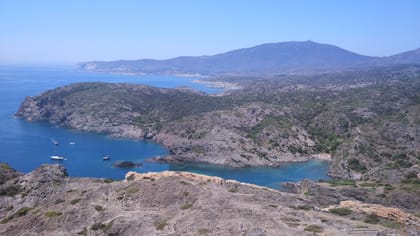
0;65;329;189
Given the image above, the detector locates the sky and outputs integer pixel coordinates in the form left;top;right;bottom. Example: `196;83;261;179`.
0;0;419;64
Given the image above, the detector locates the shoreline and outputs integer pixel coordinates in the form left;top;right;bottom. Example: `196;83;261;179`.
15;113;333;171
80;69;212;79
79;69;242;94
149;153;331;168
191;79;242;92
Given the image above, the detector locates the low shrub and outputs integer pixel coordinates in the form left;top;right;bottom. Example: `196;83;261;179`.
382;221;404;229
304;225;324;233
198;228;209;234
329;207;353;216
94;205;105;212
127;188;139;195
181;203;193;210
364;213;379;224
45;211;63;218
154;219;168;230
0;207;32;224
327;179;356;186
54;199;65;204
0;185;21;196
348;158;367;172
228;188;238;193
91;222;106;231
70;198;81;205
103;178;114;183
297;205;312;211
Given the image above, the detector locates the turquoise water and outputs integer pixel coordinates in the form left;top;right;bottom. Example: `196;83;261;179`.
0;65;330;188
169;161;330;189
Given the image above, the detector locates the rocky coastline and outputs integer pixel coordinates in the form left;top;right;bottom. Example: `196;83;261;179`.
15;83;328;168
14;66;420;184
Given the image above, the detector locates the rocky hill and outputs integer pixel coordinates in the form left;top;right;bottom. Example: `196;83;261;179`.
387;48;420;64
1;163;418;235
78;41;420;76
15;82;322;167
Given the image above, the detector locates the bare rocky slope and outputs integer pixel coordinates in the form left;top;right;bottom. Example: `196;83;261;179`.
1;163;418;235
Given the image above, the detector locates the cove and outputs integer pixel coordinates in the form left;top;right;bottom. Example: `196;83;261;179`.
169;161;330;189
0;65;330;189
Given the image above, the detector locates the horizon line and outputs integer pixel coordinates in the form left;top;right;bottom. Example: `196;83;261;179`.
1;40;419;65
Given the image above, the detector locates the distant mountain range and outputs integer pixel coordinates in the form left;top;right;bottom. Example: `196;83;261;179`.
79;41;420;76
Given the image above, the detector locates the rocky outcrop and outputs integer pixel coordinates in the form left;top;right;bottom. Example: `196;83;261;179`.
125;170;226;185
280;178;420;217
125;170;281;194
325;200;420;226
0;164;22;185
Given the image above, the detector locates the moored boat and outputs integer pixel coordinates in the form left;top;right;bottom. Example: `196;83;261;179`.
50;155;65;160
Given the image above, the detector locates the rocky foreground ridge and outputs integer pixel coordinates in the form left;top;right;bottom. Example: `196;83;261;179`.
1;163;419;235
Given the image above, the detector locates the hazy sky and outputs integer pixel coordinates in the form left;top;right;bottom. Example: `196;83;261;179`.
1;0;419;64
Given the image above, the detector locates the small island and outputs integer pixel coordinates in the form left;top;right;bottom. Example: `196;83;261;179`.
112;161;143;169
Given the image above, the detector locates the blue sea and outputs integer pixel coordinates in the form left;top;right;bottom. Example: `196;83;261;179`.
0;65;330;189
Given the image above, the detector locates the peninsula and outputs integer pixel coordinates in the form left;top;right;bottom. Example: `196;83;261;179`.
16;65;420;184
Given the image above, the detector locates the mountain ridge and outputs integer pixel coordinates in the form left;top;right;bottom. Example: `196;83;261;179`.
79;41;420;76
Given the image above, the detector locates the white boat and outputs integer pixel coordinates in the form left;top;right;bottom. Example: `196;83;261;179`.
103;156;111;160
69;142;76;145
50;155;65;160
